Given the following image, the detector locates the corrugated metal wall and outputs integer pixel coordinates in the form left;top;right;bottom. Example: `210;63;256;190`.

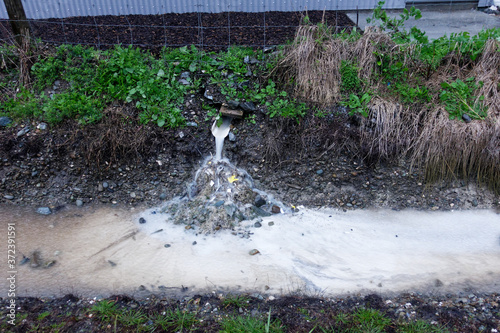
478;0;493;6
0;0;405;19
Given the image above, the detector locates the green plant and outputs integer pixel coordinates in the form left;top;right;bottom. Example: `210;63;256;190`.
90;300;120;322
267;95;307;122
367;1;427;44
220;313;283;333
340;60;361;93
36;311;51;321
341;93;371;117
439;77;487;120
152;307;197;332
118;309;148;327
223;294;250;308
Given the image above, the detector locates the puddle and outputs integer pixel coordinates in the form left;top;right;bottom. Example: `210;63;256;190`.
1;204;499;298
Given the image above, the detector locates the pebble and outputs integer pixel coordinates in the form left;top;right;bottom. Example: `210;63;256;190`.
316;169;324;175
159;193;168;200
37;123;48;130
249;249;260;255
102;182;109;189
268;221;275;226
214;200;225;207
164;244;171;248
254;221;262;228
76;199;83;207
228;132;236;142
139;217;146;224
271;205;281;214
186;122;198;127
4;195;14;200
130;192;136;198
17;126;30;137
36;207;52;215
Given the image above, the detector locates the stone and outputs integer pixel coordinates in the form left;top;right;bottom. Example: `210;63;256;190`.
17;127;30;137
240;101;257;112
164;244;171;248
254;221;262;228
98;183;104;192
204;89;213;100
271;205;281;214
472;199;478;207
102;182;109;188
462;113;472;123
139;217;146;224
268;221;275;226
4;195;14;200
316;169;324;175
228;132;236;142
76;199;83;207
252;206;271;217
179;79;190;85
37;123;48;130
180;71;190;79
227;100;240;109
0;116;12;127
130;192;136;198
186;122;198;127
159;193;168;200
249;249;260;255
37;207;52;215
254;195;266;207
214;200;225;207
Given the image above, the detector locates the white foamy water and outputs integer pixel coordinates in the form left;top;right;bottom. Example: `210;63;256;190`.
1;204;499;298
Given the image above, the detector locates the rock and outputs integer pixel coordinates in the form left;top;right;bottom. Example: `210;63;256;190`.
75;199;83;207
17;126;30;137
0;116;12;127
227;100;240;109
192;241;197;245
37;207;52;215
254;221;262;228
30;251;42;268
249;249;260;255
252;206;271;217
98;183;104;192
37;122;48;130
214;200;225;207
164;244;171;248
240;101;257;112
139;217;146;224
462;113;472;123
130;192;136;198
228;132;236;142
102;182;109;189
4;195;14;200
472;199;478;207
204;88;213;100
186;122;198;127
272;205;281;214
179;79;190;85
159;193;168;200
316;169;324;175
254;195;266;207
180;71;190;79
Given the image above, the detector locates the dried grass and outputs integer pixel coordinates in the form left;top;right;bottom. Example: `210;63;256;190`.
410;107;500;193
360;97;423;161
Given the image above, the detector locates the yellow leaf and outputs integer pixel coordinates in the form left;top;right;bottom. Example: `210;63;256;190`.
227;175;239;183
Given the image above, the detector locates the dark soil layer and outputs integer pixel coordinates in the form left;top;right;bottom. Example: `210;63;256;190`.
1;292;499;332
1;11;355;51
